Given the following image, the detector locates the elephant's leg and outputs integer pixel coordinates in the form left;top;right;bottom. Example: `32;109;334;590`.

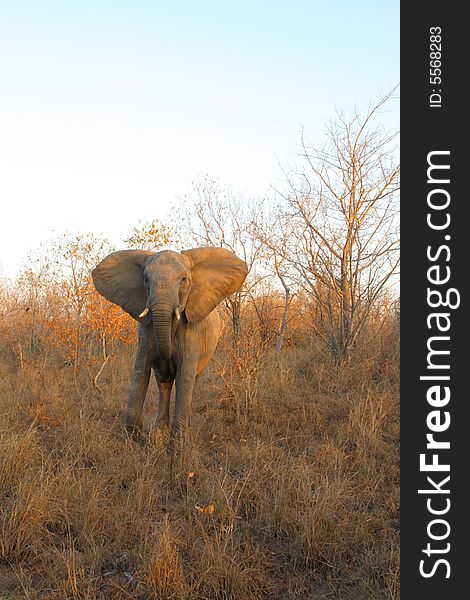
171;365;197;441
126;327;153;432
156;379;173;428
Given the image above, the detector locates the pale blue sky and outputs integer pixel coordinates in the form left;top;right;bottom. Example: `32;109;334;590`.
0;1;399;275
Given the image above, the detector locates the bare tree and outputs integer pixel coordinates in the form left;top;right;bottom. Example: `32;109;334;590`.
174;177;265;339
282;93;399;364
252;211;294;353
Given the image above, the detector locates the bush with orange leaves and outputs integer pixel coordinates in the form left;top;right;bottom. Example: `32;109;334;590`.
42;235;137;385
8;233;135;385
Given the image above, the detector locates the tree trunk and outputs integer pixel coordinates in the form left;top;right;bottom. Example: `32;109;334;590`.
275;288;290;354
230;293;242;341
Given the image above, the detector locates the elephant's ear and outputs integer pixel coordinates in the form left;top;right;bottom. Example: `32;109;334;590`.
92;250;154;321
182;247;248;324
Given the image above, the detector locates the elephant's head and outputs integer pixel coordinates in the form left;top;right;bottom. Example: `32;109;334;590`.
92;247;248;360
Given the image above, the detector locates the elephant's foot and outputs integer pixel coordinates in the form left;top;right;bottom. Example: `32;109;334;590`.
125;414;143;435
169;418;190;450
148;426;169;450
154;415;170;431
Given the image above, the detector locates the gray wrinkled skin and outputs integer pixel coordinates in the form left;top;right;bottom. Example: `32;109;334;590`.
92;247;247;440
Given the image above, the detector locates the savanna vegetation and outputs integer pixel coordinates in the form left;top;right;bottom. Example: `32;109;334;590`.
0;100;399;599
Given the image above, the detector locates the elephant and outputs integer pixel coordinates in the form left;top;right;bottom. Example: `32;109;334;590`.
92;246;247;440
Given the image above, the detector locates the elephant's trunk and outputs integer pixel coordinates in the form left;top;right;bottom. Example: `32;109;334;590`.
151;302;174;360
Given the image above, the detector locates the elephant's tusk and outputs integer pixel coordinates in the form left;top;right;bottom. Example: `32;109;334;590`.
175;307;181;321
139;306;150;318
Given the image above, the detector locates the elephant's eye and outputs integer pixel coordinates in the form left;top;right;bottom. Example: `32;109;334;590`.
181;276;187;283
144;276;149;285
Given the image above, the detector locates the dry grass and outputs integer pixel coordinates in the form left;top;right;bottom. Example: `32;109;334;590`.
0;324;399;599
